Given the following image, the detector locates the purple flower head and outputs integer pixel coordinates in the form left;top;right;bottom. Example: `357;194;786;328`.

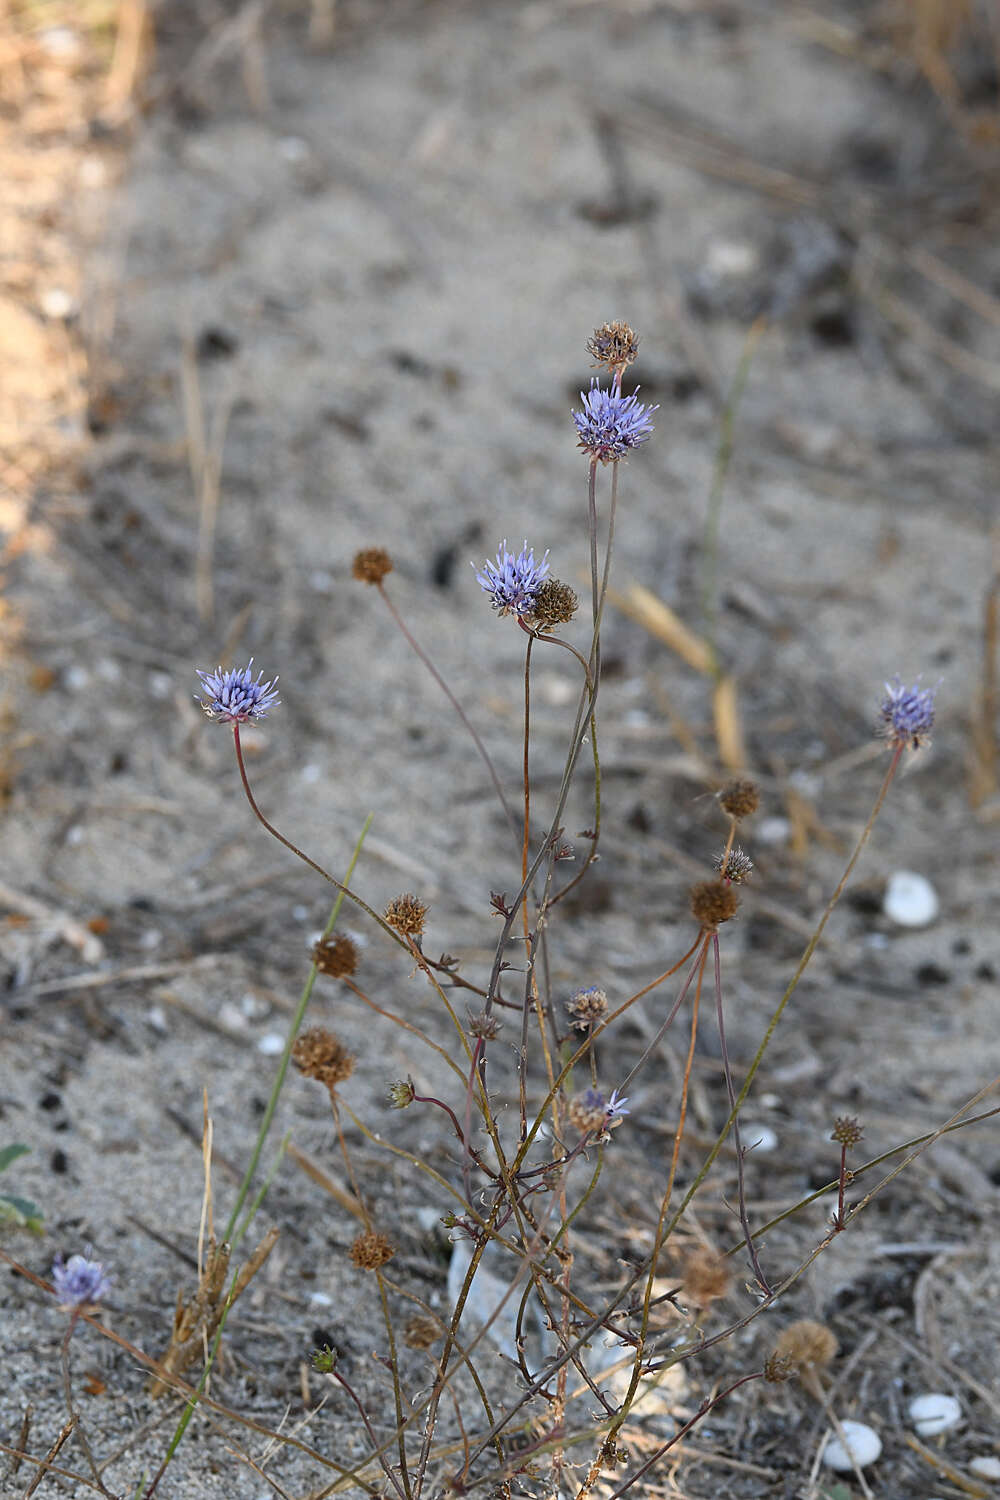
52;1252;111;1309
605;1088;630;1123
475;540;550;618
196;659;280;725
572;380;657;463
878;676;937;749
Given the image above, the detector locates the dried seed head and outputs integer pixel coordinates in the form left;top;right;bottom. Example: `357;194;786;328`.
467;1008;501;1041
772;1319;838;1376
567;1086;629;1135
312;932;359;978
715;846;754;884
292;1027;355;1089
403;1313;442;1350
689;880;740;929
566;986;609;1029
763;1352;794;1384
387;1078;415;1109
718;779;760;820
350;1230;395;1270
587;320;640;373
681;1246;731;1309
385;893;428;937
352;547;393;585
529;579;579;630
831;1115;863;1149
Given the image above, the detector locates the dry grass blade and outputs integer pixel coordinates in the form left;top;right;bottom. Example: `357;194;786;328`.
286;1139;366;1220
608;581;715;675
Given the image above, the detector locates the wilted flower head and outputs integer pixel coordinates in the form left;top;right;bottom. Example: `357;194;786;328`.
715;847;754;884
572;380;656;463
879;676;937;749
387;1078;416;1109
196;659;279;725
352;547;393;585
831;1115;863;1149
566;985;609;1029
52;1253;111;1309
568;1085;630;1135
587;320;640;374
529;578;578;631
476;540;550;618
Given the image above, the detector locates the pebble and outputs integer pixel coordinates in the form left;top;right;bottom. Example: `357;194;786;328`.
40;287;75;320
257;1032;286;1056
969;1457;1000;1480
821;1420;882;1471
757;816;791;846
742;1123;778;1154
884;871;939;927
908;1393;962;1436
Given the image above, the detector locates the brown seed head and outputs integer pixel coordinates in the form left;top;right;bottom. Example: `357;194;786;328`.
352;547;393;585
718;779;760;820
681;1246;731;1309
772;1319;838;1377
312;932;359;978
763;1352;794;1384
385;893;428;937
530;579;579;630
568;1089;609;1135
467;1008;501;1041
350;1230;395;1270
831;1115;864;1149
690;880;740;929
292;1027;355;1089
587;320;640;373
715;846;754;884
403;1313;442;1350
566;986;609;1030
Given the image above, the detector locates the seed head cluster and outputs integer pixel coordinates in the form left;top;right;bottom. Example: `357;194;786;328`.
467;1008;502;1041
350;1230;394;1270
385;893;428;937
529;578;579;630
387;1078;416;1109
292;1028;355;1089
879;676;936;749
568;1086;629;1135
772;1319;838;1376
573;380;657;464
681;1246;731;1310
831;1115;863;1149
690;880;740;929
717;779;760;820
352;547;394;585
587;320;640;374
566;985;609;1029
403;1313;442;1350
196;659;279;725
312;932;359;978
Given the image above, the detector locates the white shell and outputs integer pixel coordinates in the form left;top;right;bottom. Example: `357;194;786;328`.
883;871;939;927
742;1123;778;1154
908;1393;962;1436
821;1420;882;1471
969;1458;1000;1480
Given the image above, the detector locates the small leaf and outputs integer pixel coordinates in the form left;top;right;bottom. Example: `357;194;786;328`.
0;1143;31;1174
0;1192;44;1231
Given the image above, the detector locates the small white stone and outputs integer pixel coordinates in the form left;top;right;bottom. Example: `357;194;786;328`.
148;671;173;700
257;1032;285;1056
139;928;162;950
309;1290;333;1306
218;1001;248;1032
64;665;90;692
66;825;85;846
309;570;333;594
743;1124;778;1154
300;763;322;783
279;135;309;162
757;816;791;846
908;1394;962;1437
40;287;75;320
292;904;309;922
146;1005;168;1034
969;1457;1000;1480
821;1420;882;1471
705;238;759;278
884;871;939;928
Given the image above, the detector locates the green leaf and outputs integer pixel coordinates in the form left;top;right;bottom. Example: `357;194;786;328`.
0;1143;31;1174
0;1192;44;1231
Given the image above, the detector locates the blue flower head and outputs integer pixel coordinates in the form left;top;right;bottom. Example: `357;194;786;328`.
878;677;936;749
569;1085;630;1135
52;1252;111;1309
196;659;280;725
475;540;550;618
572;380;657;463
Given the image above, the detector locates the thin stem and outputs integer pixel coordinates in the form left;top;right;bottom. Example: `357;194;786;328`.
712;931;770;1295
377;581;519;843
60;1316;112;1499
223;815;373;1245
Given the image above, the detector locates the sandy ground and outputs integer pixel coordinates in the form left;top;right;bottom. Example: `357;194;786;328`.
2;3;1000;1497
